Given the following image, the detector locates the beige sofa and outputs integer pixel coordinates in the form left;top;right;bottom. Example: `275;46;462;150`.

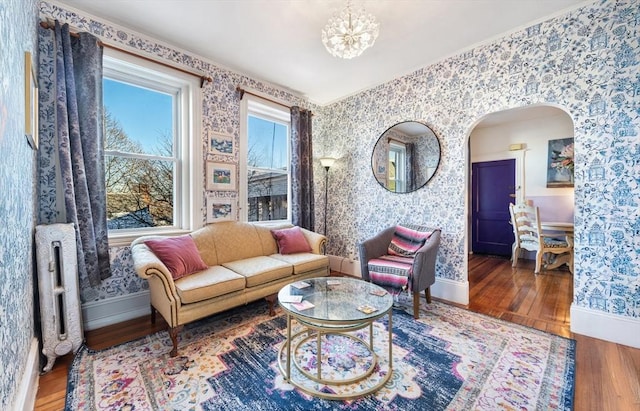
130;221;329;356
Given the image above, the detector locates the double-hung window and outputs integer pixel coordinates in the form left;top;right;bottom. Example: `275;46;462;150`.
240;96;291;223
102;49;201;245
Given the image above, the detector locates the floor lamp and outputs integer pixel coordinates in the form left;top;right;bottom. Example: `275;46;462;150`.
319;157;336;235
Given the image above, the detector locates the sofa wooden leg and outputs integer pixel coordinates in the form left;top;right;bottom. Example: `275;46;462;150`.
168;325;183;357
150;304;156;324
413;292;420;319
425;287;432;304
265;294;277;316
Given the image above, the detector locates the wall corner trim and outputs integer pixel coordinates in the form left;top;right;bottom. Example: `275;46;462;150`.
570;304;640;349
11;338;39;411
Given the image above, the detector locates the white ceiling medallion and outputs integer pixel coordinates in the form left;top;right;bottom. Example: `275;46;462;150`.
321;1;380;59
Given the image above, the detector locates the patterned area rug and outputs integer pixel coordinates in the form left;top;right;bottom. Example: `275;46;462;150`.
65;300;575;410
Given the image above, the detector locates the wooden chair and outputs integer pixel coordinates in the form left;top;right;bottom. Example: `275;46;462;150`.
509;203;572;274
358;224;441;318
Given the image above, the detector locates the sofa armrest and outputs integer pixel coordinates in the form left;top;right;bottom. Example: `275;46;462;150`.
299;227;327;255
411;229;441;292
130;240;180;304
358;226;396;280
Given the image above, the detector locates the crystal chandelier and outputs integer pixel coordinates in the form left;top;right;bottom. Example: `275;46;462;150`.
321;1;380;59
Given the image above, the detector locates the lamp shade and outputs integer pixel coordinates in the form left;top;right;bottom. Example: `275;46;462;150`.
320;157;336;169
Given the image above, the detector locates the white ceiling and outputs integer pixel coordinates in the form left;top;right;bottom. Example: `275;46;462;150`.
55;0;588;105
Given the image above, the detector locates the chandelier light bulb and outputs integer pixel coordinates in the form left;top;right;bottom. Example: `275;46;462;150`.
321;1;380;59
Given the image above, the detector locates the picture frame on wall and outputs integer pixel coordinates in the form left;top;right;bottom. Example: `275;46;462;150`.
546;137;574;188
208;131;234;156
206;195;235;223
206;161;236;191
24;51;38;150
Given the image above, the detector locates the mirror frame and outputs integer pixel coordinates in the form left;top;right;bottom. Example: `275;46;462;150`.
371;121;441;193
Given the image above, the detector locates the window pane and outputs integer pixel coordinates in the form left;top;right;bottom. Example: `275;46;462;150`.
104;77;176;231
105;156;174;229
103;78;173;156
247;170;287;222
248;116;288;170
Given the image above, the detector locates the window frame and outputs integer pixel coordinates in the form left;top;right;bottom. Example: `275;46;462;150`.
239;95;292;224
103;49;202;247
389;142;407;193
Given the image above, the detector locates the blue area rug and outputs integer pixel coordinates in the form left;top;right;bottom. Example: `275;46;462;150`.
65;300;575;410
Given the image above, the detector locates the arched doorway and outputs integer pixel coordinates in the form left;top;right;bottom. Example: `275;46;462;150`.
466;104;575;324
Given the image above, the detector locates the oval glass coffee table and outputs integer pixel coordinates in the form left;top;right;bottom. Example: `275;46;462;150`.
277;277;394;400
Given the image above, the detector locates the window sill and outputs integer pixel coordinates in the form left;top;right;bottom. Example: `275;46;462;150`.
108;228;192;248
248;220;292;228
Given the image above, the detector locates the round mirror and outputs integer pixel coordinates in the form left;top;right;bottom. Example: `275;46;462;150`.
371;121;441;193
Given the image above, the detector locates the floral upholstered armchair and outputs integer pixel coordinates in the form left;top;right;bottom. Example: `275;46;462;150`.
358;224;441;319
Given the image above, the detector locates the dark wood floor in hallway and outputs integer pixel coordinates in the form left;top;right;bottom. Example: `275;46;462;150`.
35;254;640;410
467;253;572;337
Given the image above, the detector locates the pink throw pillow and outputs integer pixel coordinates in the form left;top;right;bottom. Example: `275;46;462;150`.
388;225;433;257
271;226;312;255
144;235;208;280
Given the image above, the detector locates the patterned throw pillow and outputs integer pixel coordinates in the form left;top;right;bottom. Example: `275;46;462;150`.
144;235;208;280
387;225;433;257
271;226;312;255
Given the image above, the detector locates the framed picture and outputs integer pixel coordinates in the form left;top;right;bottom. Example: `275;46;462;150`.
546;137;574;188
206;196;235;223
24;51;38;150
206;161;236;191
208;131;234;156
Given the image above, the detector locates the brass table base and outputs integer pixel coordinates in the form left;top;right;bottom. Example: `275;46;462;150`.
277;311;393;400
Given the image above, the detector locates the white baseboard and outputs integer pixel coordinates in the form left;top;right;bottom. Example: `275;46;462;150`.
330;254;469;305
82;290;150;331
432;277;469;305
11;338;39;411
570;304;640;348
329;255;361;277
78;266;640;350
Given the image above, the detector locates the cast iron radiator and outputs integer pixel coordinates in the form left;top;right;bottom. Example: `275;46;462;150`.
35;223;83;373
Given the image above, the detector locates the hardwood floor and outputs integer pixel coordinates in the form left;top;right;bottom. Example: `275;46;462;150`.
34;255;640;410
466;254;640;411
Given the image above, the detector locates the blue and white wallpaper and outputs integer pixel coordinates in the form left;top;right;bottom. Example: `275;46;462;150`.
0;0;38;408
317;0;640;318
37;0;638;328
38;1;314;303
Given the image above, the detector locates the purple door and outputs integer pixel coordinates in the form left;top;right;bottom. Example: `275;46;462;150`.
471;159;516;256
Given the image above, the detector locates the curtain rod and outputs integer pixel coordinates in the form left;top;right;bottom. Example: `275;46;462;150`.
39;21;212;88
236;87;292;109
236;87;314;116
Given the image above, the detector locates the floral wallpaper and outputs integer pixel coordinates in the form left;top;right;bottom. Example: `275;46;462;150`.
37;0;638;327
317;0;640;318
38;1;314;303
0;0;38;408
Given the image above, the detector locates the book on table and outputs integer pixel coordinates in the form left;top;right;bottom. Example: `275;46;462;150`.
357;304;377;314
292;300;314;311
280;295;303;303
291;281;310;289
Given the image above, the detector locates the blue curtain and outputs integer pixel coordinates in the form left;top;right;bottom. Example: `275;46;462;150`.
406;142;416;191
290;107;314;230
53;22;111;286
